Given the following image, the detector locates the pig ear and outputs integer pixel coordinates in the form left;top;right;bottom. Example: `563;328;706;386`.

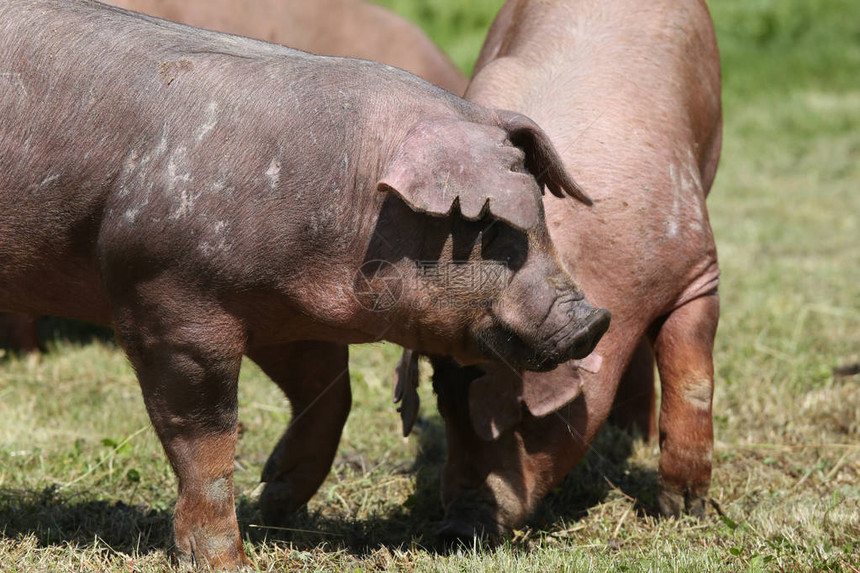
496;110;593;205
393;348;421;437
520;364;583;417
469;355;602;440
521;354;601;416
377;118;543;231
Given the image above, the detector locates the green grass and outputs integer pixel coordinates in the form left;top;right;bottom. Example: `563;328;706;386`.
2;0;859;570
373;0;504;76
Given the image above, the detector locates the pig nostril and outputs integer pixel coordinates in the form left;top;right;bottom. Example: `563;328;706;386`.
559;307;610;361
588;308;611;338
579;308;611;348
437;495;507;545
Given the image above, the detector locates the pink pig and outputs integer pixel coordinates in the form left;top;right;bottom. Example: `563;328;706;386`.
428;0;722;538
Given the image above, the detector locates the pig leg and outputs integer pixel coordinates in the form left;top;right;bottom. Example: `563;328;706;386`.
248;341;351;526
652;293;719;518
609;338;657;441
113;302;248;569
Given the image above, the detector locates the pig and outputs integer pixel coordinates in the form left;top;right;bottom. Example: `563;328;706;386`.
106;0;467;94
0;313;38;353
0;0;609;567
428;0;722;539
0;0;466;353
0;0;470;356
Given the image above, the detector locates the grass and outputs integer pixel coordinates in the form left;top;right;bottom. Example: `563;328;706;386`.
2;0;859;570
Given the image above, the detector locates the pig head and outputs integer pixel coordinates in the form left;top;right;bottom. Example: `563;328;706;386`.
369;113;608;372
0;0;607;567
432;0;722;540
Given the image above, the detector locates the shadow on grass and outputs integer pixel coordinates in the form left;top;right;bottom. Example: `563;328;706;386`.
0;420;449;559
241;418;659;556
238;415;454;556
531;423;660;530
0;419;656;559
0;486;173;554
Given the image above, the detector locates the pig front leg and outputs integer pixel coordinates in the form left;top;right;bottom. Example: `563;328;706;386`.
247;341;351;526
112;295;249;569
652;293;719;518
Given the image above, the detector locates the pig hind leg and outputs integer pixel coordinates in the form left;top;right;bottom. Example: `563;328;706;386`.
248;341;351;527
609;338;657;441
651;293;719;518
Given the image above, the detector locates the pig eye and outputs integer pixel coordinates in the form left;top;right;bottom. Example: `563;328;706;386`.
481;222;527;271
482;223;500;248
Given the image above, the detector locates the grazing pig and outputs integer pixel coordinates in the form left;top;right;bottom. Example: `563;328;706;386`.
430;0;722;539
0;0;608;566
106;0;467;94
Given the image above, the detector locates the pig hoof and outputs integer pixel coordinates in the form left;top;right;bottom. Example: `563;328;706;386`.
657;486;707;519
173;534;250;571
657;487;684;517
259;481;301;526
686;494;706;519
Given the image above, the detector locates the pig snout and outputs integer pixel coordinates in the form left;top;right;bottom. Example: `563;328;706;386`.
436;477;528;544
436;493;508;543
481;288;610;373
548;296;611;363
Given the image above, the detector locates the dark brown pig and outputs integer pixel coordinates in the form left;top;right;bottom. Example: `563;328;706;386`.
430;0;722;539
0;0;608;567
106;0;467;94
0;313;38;353
0;0;468;355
